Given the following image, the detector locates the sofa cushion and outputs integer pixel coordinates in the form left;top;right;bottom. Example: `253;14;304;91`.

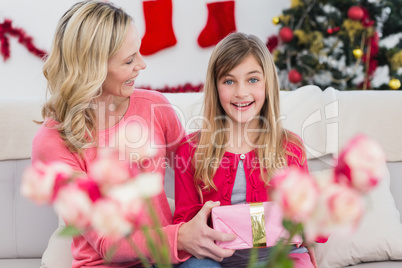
280;85;339;160
163;92;204;134
0;259;41;268
334;88;402;162
352;261;402;267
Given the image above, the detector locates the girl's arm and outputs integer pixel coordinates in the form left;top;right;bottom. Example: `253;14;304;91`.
172;137;236;261
177;201;236;262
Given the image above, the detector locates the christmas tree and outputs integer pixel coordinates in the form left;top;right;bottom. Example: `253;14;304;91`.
268;0;402;90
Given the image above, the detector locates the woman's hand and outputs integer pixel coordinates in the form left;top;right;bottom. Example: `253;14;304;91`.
177;201;236;262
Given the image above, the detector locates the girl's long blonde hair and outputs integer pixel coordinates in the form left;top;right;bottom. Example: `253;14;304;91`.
192;32;304;192
41;0;132;155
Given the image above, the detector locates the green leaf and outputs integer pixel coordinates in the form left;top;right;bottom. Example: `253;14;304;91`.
58;225;81;237
282;219;294;231
281;257;294;268
247;247;258;268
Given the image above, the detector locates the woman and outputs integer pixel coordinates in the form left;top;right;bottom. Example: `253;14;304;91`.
32;1;235;267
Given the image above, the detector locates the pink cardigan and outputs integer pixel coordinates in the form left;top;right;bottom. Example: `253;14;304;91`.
32;90;190;267
173;133;308;224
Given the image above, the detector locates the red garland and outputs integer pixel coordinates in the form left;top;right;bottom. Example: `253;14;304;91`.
363;32;379;76
0;18;47;61
358;8;378;89
139;83;204;93
360;7;375;28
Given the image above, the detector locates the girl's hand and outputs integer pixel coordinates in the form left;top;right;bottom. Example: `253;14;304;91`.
307;245;318;268
177;201;236;262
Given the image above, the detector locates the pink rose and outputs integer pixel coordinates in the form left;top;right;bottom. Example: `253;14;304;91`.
316;182;364;236
335;134;386;193
53;184;93;229
106;179;144;221
304;170;365;242
76;178;102;202
270;167;319;223
106;173;162;222
88;149;131;193
21;161;73;204
91;199;133;239
326;185;364;227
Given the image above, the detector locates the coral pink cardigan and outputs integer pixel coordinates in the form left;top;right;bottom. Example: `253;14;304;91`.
32;90;190;267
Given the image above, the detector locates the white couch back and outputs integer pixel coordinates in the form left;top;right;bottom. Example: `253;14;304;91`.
1;86;401;261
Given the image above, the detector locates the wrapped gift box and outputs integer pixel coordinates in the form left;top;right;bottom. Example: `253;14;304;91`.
211;202;302;249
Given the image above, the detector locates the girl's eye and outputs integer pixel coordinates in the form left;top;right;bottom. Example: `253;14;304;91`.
126;59;133;65
249;78;259;83
223;80;234;85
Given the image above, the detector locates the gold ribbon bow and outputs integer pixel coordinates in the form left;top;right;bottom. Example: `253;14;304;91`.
250;202;266;247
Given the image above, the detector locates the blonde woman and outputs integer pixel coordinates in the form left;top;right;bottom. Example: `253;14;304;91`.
32;1;235;267
173;32;319;268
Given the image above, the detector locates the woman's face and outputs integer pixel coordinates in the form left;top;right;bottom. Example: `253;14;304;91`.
102;23;146;99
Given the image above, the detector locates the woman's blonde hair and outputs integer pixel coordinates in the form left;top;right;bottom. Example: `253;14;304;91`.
41;0;132;155
192;32;304;193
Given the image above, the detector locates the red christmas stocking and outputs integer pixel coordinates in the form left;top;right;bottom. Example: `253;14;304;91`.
140;0;177;56
197;0;236;48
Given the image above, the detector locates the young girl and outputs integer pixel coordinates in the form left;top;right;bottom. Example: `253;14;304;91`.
173;32;317;268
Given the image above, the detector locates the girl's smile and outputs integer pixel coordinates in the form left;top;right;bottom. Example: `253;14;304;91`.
231;101;255;110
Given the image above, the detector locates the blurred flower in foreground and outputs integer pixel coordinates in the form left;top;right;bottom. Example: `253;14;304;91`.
21;122;163;240
270;167;319;223
335;134;387;193
21;161;73;204
270;134;386;245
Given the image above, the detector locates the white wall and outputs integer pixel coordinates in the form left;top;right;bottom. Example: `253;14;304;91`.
0;0;289;99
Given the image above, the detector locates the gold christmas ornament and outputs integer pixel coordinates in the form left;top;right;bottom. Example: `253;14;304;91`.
291;0;304;7
272;17;280;25
353;48;363;59
343;20;364;44
389;78;401;90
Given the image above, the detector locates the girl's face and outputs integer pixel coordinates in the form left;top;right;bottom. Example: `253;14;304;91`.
102;23;146;100
217;54;266;128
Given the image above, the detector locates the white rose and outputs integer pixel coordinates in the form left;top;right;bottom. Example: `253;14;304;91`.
91;199;132;239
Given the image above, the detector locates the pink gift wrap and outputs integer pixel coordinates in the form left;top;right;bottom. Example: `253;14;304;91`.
211;202;302;250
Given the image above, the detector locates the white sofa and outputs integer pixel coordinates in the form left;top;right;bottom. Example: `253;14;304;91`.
1;86;402;268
